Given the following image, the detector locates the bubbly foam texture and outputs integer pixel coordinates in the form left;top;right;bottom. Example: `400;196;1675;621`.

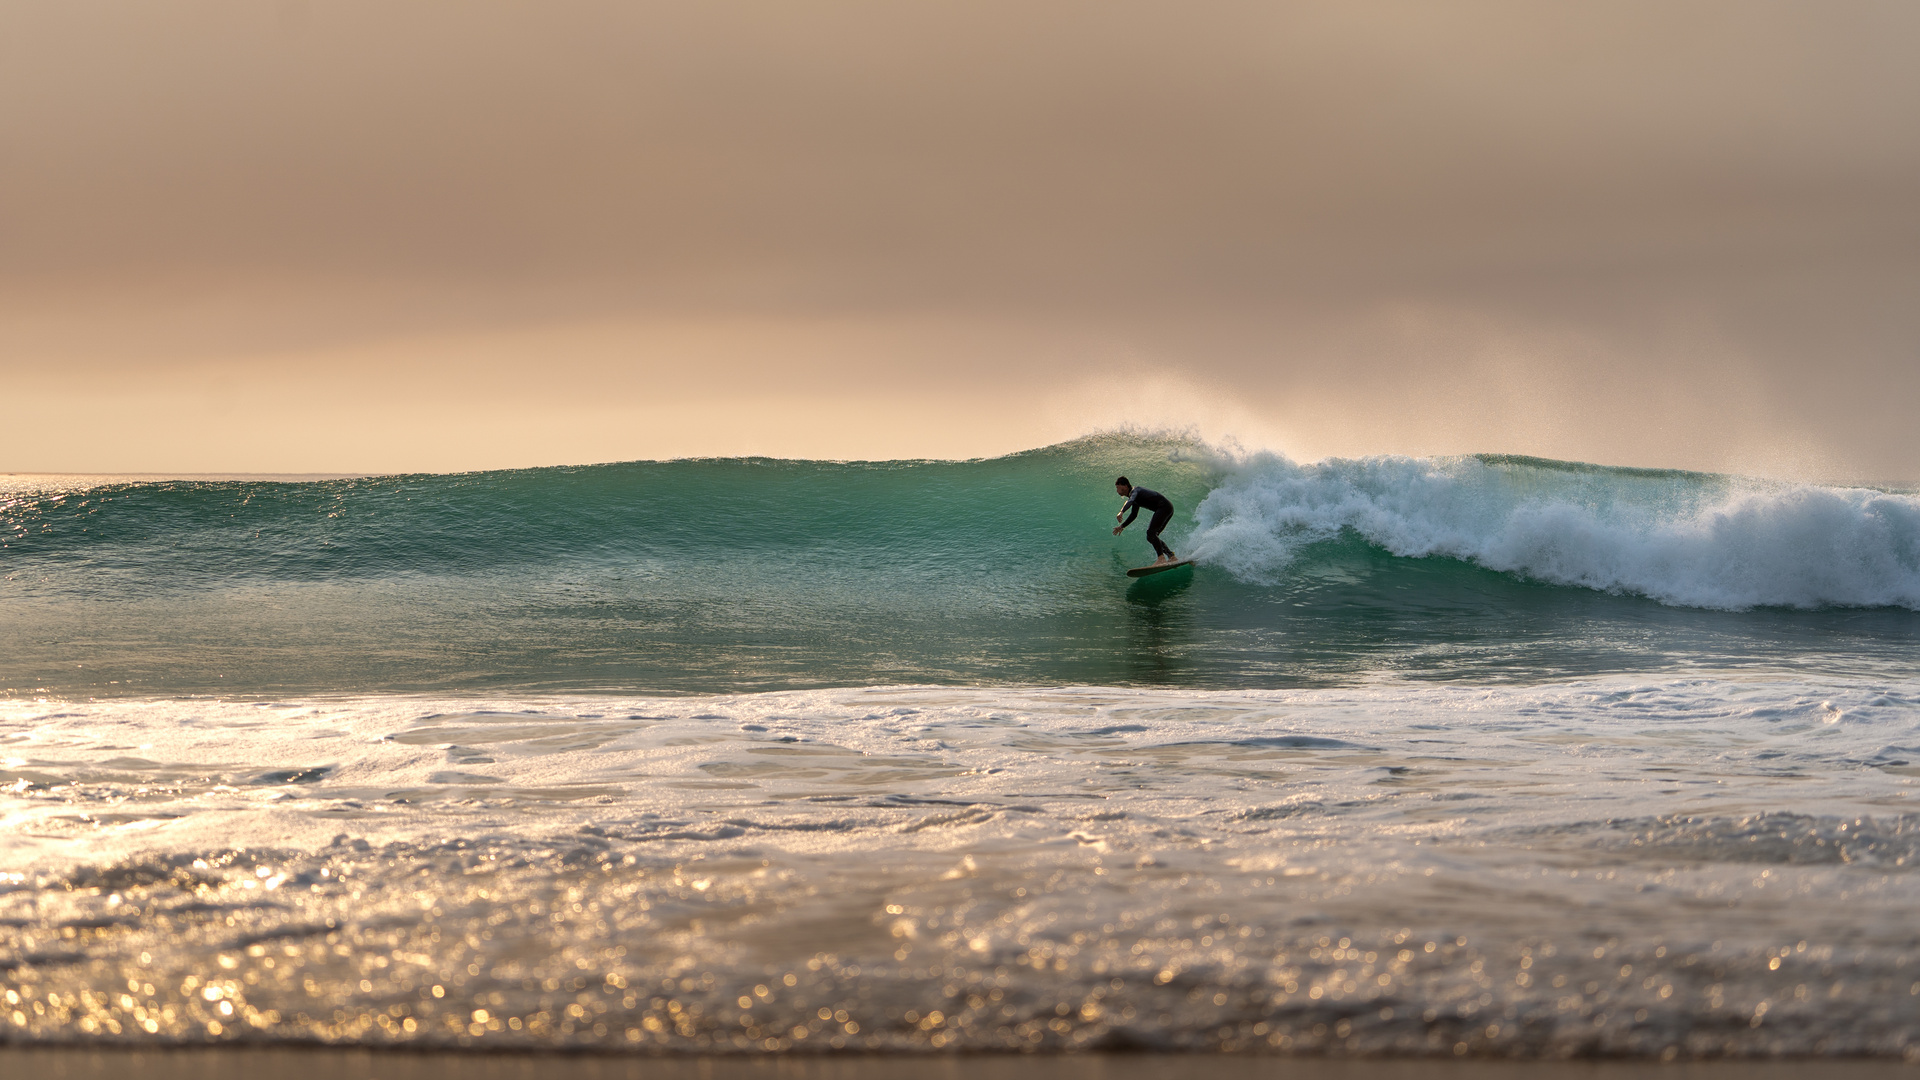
1187;451;1920;610
4;680;1919;1056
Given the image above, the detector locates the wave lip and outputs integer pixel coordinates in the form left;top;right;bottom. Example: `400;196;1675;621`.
1187;451;1920;611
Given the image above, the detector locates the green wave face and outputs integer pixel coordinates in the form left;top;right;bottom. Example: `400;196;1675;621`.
3;434;1917;696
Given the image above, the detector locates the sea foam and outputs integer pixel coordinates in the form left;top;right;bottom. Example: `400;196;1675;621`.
4;680;1919;1055
1187;451;1920;610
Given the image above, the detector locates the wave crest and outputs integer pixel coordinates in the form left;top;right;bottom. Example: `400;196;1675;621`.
1187;451;1920;610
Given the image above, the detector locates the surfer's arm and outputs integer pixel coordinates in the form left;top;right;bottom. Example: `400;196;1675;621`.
1116;501;1140;528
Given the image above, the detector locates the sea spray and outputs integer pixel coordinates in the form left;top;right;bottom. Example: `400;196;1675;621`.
1187;450;1920;610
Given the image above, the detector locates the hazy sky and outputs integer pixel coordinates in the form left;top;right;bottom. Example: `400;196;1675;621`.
5;1;1918;479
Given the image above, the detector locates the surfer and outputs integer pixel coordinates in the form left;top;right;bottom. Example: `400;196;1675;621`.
1113;477;1177;565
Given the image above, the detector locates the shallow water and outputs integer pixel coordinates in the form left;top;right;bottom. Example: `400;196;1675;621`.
7;1047;1918;1079
4;680;1917;1056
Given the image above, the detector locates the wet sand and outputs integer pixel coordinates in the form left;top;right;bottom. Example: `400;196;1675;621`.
3;1048;1916;1080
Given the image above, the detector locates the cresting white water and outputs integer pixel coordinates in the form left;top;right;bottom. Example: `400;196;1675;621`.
1185;451;1920;610
4;680;1918;1056
7;436;1920;701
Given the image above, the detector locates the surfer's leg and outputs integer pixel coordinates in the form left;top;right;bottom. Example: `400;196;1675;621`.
1146;509;1174;561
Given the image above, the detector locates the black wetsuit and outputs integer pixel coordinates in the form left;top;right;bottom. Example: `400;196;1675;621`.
1119;487;1175;560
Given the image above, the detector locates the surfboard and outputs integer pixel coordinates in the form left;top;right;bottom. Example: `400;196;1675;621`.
1126;559;1194;578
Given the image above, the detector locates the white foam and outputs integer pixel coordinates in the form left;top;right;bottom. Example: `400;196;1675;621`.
3;682;1918;1055
3;679;1915;870
1185;451;1920;609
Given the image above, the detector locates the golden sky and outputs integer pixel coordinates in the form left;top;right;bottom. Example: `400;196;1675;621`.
5;1;1918;479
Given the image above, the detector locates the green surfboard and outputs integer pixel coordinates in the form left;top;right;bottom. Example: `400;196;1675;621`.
1126;559;1194;578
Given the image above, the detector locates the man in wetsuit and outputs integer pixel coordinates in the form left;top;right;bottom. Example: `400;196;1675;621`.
1112;477;1177;565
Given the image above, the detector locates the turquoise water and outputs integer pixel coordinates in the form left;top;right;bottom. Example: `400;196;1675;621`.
4;434;1918;697
6;435;1920;1057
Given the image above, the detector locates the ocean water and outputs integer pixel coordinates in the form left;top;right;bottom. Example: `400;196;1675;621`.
3;434;1919;1057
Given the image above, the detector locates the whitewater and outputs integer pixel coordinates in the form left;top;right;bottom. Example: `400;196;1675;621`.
3;434;1918;1058
1187;451;1920;611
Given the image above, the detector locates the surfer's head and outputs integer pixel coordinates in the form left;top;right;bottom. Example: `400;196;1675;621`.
1115;477;1132;496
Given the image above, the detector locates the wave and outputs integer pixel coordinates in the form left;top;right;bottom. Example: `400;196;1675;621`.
1187;449;1920;610
6;434;1917;615
4;434;1919;698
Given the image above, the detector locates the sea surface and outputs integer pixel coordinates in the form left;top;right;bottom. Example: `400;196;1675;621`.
3;434;1919;1057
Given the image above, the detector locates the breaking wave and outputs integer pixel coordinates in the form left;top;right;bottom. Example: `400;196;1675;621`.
1188;450;1920;610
